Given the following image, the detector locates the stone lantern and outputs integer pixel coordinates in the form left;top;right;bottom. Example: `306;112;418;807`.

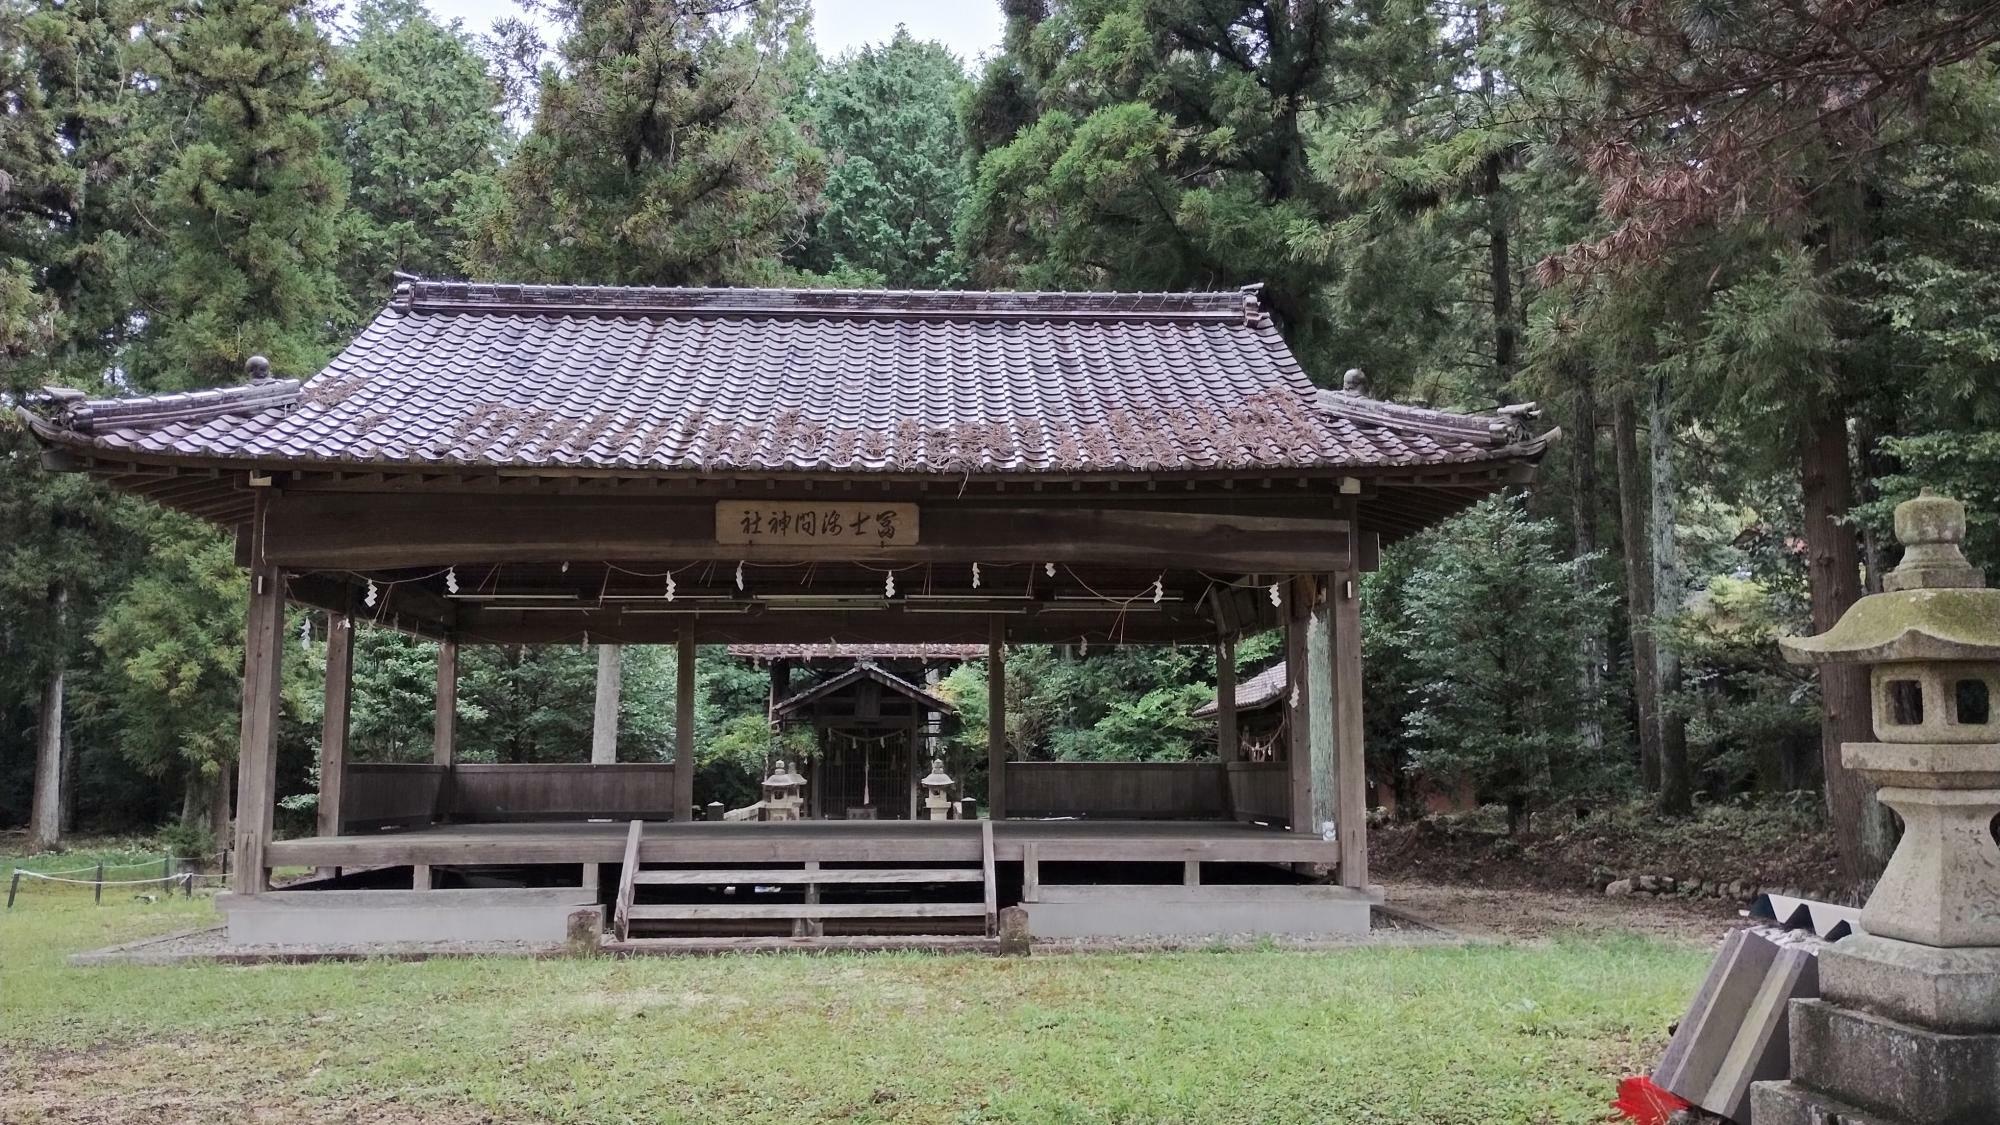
1756;490;2000;1124
761;760;806;822
920;758;956;820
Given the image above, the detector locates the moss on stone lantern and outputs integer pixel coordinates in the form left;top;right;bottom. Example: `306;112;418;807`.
1781;490;2000;947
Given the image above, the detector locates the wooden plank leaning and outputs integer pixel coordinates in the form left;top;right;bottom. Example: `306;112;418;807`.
613;819;643;941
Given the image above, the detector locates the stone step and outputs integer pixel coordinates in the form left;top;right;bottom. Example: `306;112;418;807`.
1787;998;2000;1124
1749;1080;1898;1125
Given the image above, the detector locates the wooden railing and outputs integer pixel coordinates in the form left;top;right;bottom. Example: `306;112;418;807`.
339;763;449;831
1226;761;1289;825
1003;761;1228;820
450;763;678;822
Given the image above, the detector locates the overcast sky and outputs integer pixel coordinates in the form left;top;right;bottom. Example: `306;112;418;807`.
419;0;1007;65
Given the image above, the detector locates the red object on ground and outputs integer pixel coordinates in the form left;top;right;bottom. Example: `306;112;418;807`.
1612;1075;1693;1124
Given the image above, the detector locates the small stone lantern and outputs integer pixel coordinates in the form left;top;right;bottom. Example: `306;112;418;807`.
1761;490;2000;1122
761;760;806;822
920;758;956;820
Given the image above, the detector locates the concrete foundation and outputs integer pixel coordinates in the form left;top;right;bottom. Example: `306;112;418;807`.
218;888;600;946
1024;883;1377;938
1758;998;2000;1125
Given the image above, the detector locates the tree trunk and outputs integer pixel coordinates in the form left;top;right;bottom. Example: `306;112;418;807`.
207;767;233;854
1570;357;1604;759
27;585;68;852
591;643;621;764
28;665;66;852
1612;395;1662;790
1800;393;1890;880
1650;372;1692;815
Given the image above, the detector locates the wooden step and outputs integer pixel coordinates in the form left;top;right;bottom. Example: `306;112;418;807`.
626;902;986;921
633;867;981;886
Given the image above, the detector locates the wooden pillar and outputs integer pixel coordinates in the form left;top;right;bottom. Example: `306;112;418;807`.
1307;576;1337;835
987;617;1007;821
1216;636;1239;763
432;638;457;765
1285;576;1317;834
1332;566;1369;888
318;613;354;839
769;659;791;719
231;531;287;894
591;643;621;764
675;629;696;819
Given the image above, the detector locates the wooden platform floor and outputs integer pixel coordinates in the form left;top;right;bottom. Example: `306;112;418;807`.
266;819;1338;869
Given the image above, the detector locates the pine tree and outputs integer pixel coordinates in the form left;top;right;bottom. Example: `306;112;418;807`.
333;0;506;302
467;0;825;285
0;0;151;848
128;0;355;390
1398;496;1612;833
793;30;971;287
959;0;1433;375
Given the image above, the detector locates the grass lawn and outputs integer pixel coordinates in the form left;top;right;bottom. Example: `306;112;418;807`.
0;870;1709;1124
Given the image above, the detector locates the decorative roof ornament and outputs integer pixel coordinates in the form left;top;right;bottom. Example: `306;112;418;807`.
246;355;271;382
1341;368;1370;398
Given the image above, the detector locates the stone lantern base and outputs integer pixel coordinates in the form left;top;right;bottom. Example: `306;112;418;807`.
1752;934;2000;1125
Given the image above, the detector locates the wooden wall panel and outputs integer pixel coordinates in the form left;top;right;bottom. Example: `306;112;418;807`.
1003;762;1228;820
339;763;448;831
1226;762;1290;826
450;763;678;822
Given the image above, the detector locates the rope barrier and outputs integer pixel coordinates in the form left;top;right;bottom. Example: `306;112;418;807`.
4;851;233;908
13;870;190;887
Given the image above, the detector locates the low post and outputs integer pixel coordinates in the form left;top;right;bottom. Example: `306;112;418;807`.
6;870;18;909
94;862;103;905
705;801;724;822
162;853;172;884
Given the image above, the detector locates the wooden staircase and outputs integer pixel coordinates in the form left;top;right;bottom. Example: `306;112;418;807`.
611;820;998;943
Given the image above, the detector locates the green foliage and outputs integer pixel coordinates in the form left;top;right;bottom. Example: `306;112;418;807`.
127;0;356;389
466;0;825;285
1393;497;1615;831
332;0;505;301
960;0;1433;376
793;31;971;286
89;517;312;797
1863;432;2000;573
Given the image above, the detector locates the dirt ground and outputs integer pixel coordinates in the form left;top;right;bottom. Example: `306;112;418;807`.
1383;878;1743;944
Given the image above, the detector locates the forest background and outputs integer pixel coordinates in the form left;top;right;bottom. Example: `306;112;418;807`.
7;0;2000;884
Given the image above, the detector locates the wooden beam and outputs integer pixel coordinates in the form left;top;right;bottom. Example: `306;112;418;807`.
318;614;354;841
231;501;286;894
449;609;1216;647
988;618;1007;821
433;639;457;765
1333;565;1369;889
675;630;696;820
260;493;1353;573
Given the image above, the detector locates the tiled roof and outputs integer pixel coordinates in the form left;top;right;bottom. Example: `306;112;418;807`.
729;643;987;662
24;282;1549;476
772;662;958;718
1193;661;1289;717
